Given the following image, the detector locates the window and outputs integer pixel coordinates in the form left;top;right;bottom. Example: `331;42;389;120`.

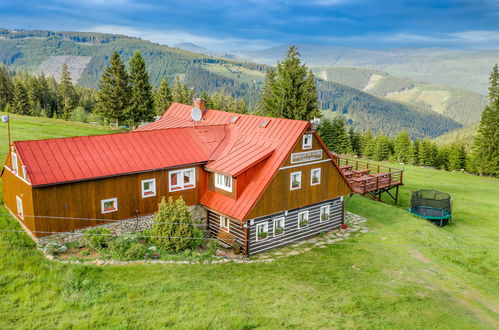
22;166;27;179
215;173;232;192
11;152;18;173
290;171;302;190
256;222;269;241
169;168;196;192
298;211;309;228
141;179;156;198
310;168;321;186
101;198;118;214
220;215;230;232
16;196;23;220
303;134;312;149
273;217;285;236
320;205;330;222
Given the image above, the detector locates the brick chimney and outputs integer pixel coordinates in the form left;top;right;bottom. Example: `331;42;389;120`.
194;98;206;112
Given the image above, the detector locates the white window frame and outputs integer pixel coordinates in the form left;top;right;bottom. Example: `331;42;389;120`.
141;178;156;198
215;172;232;192
302;134;312;150
298;210;309;228
16;196;23;220
320;205;331;222
11;152;18;174
220;215;230;232
273;217;285;236
169;168;196;192
101;198;118;214
256;222;269;241
290;171;302;190
310;168;321;186
22;165;27;179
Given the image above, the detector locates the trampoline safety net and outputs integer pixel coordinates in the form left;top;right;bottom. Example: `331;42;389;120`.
410;190;451;215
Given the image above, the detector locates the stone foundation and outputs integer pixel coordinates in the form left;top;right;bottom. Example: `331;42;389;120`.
37;205;208;246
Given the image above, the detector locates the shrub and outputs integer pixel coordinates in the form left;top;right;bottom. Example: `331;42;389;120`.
124;243;147;260
207;239;219;255
108;237;135;259
83;228;112;250
151;197;200;253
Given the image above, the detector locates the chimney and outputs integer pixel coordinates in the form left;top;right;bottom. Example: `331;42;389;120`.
194;98;206;112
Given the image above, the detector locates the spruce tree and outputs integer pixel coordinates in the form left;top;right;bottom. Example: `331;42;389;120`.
318;119;335;151
394;130;411;163
172;76;193;104
155;77;172;116
361;130;376;159
259;45;320;120
96;51;130;126
59;63;77;119
448;144;466;171
11;81;31;115
373;135;391;161
348;128;362;156
0;65;12;111
469;64;499;176
127;51;154;127
330;118;350;154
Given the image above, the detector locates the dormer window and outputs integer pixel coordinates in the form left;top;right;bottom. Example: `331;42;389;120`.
215;173;232;192
303;134;312;149
11;152;18;173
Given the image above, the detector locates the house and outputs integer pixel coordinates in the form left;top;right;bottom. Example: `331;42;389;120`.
1;100;352;255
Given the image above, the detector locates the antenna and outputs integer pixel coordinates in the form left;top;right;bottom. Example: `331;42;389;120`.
191;107;203;122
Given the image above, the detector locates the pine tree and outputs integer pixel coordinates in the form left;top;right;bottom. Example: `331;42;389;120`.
11;81;30;115
59;63;77;119
154;77;172;116
127;51;154;127
172;76;193;104
259;45;320;120
96;51;130;126
469;64;499;176
409;139;420;165
318;119;334;151
151;197;199;253
330;118;350;154
361;130;376;159
348;128;362;156
0;65;12;111
448;144;466;171
394;130;411;163
373;135;391;161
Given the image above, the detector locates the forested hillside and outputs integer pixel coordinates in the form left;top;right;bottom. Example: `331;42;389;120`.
313;66;485;125
0;28;461;137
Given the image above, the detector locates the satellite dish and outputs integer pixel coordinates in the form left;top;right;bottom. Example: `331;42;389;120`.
191;107;203;122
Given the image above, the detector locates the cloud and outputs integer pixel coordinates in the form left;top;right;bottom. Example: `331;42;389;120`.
85;25;276;51
449;30;499;43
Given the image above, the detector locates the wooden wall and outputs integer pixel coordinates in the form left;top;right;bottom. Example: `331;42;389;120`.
1;150;35;233
247;133;351;219
248;197;343;255
31;165;206;236
207;210;247;254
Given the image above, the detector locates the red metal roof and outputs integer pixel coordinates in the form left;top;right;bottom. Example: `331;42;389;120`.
138;103;311;221
14;126;226;186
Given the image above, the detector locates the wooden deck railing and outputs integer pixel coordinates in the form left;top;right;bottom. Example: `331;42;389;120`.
336;158;404;194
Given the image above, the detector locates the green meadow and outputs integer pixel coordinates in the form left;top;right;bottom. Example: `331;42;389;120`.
0;115;497;329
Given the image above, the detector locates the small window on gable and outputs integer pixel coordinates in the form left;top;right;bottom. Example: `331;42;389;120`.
298;211;309;228
290;171;302;190
273;217;285;236
220;215;230;232
16;196;23;220
256;222;268;241
101;198;118;214
215;173;232;192
303;134;312;149
22;166;27;180
11;152;18;174
320;205;330;222
141;179;156;198
311;168;321;186
169;168;196;192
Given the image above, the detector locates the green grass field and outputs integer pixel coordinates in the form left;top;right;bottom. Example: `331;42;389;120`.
0;116;498;329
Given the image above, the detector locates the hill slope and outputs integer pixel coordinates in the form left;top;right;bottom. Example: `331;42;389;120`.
0;28;460;138
433;123;479;147
313;66;485;125
232;45;499;94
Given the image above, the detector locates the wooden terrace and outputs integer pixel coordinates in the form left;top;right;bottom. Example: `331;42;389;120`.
337;158;404;203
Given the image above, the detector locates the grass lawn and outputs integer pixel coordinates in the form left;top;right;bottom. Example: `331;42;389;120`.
0;117;498;329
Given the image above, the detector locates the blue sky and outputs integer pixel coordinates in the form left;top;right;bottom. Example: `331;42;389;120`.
1;0;499;51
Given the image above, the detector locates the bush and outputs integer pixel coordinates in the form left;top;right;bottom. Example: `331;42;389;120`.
124;243;147;260
151;197;200;253
108;237;134;259
207;239;219;255
83;228;112;250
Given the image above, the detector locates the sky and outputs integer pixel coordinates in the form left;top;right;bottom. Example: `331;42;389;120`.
1;0;499;51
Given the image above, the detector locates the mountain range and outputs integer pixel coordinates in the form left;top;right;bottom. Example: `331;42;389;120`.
0;28;482;139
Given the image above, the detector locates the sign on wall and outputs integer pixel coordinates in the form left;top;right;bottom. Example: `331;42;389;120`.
291;150;323;164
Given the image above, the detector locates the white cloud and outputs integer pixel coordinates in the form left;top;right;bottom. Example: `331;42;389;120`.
449;30;499;43
85;25;276;51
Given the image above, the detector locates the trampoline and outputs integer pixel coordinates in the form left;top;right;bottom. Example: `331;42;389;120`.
409;190;452;227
